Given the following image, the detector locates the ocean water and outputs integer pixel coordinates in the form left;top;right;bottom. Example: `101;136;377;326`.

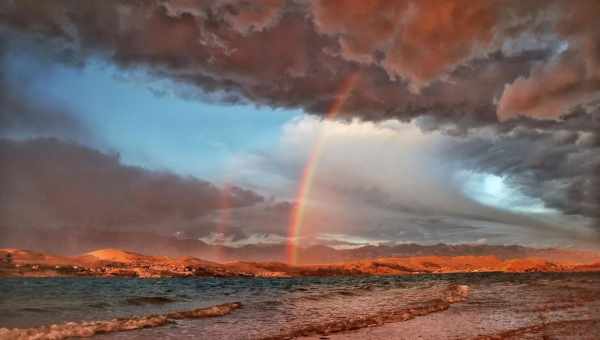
1;273;599;339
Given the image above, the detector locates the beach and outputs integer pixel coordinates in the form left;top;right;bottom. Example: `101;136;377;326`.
302;273;600;339
2;272;600;339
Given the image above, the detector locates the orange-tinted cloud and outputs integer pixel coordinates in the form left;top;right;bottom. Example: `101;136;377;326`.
497;52;600;121
498;1;600;120
0;0;541;123
313;0;504;91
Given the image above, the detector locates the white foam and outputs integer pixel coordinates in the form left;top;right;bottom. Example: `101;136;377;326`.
0;302;241;340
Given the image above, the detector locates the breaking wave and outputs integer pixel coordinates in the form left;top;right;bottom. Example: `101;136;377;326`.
263;284;470;339
285;281;399;303
0;302;241;340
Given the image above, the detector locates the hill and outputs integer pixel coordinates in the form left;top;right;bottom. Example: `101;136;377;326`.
2;226;600;264
2;247;599;278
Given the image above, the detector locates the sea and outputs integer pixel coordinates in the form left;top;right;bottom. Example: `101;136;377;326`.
1;272;600;339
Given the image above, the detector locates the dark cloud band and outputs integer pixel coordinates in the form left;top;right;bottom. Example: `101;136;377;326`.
0;138;263;229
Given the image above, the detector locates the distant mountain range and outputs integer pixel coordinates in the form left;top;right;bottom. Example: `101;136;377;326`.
2;247;600;278
1;226;599;265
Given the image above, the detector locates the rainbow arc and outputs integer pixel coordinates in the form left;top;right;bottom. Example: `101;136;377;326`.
286;72;360;264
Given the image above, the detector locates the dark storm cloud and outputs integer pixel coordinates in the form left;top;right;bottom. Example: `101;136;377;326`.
0;138;263;230
1;0;600;227
0;87;87;140
0;0;567;121
498;2;600;120
440;108;600;228
312;0;507;90
0;45;89;141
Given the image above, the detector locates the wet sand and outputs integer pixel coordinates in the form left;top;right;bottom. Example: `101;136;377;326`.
301;274;600;339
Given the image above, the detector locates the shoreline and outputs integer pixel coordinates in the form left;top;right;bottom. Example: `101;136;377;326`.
299;275;600;340
2;248;599;279
300;313;600;340
3;268;600;279
0;302;242;340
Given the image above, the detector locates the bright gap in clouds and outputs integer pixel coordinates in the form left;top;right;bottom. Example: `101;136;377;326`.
461;172;555;214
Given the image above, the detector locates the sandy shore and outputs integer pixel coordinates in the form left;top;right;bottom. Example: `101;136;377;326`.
301;312;600;339
301;276;600;340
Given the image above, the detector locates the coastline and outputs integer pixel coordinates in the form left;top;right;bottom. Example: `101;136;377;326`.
0;302;242;339
2;248;600;279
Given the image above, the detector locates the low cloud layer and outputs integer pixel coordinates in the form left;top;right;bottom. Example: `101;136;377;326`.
0;50;89;142
0;138;263;231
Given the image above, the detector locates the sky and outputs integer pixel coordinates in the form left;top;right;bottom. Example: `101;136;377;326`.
1;1;600;254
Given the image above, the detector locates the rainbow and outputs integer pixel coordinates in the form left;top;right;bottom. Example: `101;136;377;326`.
215;181;233;261
286;72;360;264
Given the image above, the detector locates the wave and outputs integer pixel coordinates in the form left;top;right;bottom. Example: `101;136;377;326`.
19;307;52;313
124;296;176;305
473;318;600;339
87;302;111;309
0;302;241;340
288;289;360;302
285;282;388;303
262;284;470;339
